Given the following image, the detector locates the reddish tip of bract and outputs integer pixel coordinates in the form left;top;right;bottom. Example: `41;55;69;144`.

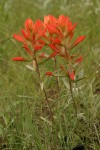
12;57;26;61
68;71;75;80
75;56;83;63
73;36;86;47
25;18;34;32
38;53;46;58
45;72;54;76
13;34;24;43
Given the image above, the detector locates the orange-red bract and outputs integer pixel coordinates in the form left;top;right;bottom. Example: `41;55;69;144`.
12;57;26;61
68;71;75;81
45;72;54;76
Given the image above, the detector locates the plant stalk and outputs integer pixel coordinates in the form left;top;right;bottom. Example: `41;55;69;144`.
69;78;77;117
54;57;60;91
34;54;53;119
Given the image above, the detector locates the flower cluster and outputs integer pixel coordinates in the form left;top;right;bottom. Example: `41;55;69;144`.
13;18;46;61
13;15;86;80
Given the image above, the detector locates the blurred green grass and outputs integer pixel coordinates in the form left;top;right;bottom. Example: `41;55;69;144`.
0;0;100;149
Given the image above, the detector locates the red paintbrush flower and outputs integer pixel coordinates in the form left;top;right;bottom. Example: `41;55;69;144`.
13;15;86;81
13;18;46;61
43;15;86;81
43;15;86;61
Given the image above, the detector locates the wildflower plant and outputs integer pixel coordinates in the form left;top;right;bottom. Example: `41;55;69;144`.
13;15;86;119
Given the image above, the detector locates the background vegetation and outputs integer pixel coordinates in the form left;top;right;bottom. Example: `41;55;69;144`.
0;0;100;149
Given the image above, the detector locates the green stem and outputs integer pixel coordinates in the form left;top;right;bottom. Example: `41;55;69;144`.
54;57;60;91
34;54;53;120
69;78;77;117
